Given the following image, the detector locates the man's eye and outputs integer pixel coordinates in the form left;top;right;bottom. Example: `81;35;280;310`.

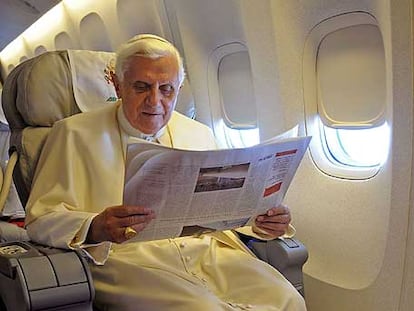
132;82;149;93
159;84;174;96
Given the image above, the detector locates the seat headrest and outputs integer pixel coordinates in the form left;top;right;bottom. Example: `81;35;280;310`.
68;50;118;112
2;50;118;129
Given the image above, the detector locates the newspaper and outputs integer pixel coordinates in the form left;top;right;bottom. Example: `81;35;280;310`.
123;132;311;242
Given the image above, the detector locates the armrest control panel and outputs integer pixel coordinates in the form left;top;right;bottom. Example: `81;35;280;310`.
247;238;308;297
0;241;94;311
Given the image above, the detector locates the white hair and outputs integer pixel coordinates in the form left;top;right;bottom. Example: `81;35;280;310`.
115;34;185;85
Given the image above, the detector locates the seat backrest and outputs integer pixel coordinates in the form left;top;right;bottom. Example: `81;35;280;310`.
0;89;24;219
2;50;114;205
0;121;25;219
1;50;196;206
0;89;28;242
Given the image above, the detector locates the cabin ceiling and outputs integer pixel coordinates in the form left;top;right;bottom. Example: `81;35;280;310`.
0;0;60;51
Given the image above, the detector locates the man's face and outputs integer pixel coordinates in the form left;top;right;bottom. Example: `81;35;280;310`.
115;55;181;134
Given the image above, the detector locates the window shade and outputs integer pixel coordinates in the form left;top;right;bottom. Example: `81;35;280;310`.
317;24;386;128
218;50;257;129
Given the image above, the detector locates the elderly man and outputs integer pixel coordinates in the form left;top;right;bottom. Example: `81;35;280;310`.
25;34;306;311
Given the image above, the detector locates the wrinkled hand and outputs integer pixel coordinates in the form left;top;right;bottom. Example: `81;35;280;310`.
254;204;291;238
87;205;156;243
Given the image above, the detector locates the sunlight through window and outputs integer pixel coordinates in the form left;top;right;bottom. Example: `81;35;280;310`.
221;121;260;148
322;122;390;167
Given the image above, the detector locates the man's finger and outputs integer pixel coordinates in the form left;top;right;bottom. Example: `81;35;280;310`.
258;214;290;224
109;205;154;217
119;213;156;227
267;205;289;216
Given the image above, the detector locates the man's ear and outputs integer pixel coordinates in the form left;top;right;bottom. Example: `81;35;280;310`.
111;72;122;98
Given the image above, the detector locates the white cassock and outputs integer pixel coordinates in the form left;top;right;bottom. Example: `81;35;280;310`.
25;102;306;311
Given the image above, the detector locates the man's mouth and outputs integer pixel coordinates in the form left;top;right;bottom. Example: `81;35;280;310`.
142;112;161;116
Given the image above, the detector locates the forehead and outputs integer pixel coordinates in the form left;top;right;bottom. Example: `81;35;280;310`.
124;55;179;83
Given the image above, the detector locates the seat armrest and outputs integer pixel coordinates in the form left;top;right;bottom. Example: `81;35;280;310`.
246;238;308;296
0;241;94;311
0;222;29;243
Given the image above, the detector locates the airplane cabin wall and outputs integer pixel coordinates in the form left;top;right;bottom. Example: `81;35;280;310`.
0;0;173;78
0;1;413;311
267;1;412;310
162;0;247;129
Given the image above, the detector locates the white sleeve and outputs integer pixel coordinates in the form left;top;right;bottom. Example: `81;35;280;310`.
70;215;112;265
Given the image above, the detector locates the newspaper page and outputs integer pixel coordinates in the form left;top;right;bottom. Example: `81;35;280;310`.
123;135;311;242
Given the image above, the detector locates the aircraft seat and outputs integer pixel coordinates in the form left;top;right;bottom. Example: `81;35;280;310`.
0;50;307;310
0;90;28;243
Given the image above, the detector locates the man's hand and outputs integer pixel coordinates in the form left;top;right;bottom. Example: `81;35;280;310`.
87;206;156;243
253;204;291;238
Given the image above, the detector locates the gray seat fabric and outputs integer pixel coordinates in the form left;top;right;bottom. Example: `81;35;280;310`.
0;221;29;242
0;89;27;242
2;51;81;205
0;122;25;218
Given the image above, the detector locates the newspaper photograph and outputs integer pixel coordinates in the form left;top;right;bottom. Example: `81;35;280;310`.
123;134;311;242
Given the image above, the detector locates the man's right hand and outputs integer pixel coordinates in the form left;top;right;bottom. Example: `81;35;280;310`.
87;205;156;243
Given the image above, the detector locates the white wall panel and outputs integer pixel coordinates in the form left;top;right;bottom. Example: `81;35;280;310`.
117;0;166;41
239;0;286;139
259;1;412;311
164;0;247;128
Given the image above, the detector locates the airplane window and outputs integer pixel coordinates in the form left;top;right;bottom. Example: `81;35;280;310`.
303;12;389;179
321;120;390;168
224;127;260;148
208;43;259;149
19;56;28;64
216;119;259;148
34;46;47;56
79;13;112;52
7;65;14;74
218;51;257;128
55;32;74;50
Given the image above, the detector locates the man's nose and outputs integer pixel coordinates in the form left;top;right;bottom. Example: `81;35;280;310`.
148;86;161;106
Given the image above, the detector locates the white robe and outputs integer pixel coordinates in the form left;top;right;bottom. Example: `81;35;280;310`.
25;102;306;311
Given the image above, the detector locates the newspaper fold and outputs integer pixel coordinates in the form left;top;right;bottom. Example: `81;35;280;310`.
123;134;311;242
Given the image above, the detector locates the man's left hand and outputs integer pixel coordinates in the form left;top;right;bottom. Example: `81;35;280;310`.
253;204;291;238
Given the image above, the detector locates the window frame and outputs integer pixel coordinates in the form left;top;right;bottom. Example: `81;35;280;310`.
303;12;390;180
207;42;260;148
